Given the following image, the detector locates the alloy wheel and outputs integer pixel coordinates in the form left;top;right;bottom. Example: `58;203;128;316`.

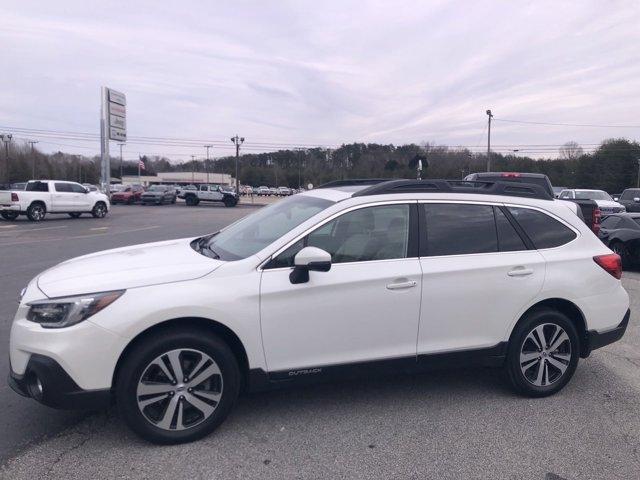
136;348;223;431
519;323;571;387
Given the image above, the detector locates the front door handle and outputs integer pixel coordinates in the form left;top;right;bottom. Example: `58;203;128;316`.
507;267;534;277
386;280;417;290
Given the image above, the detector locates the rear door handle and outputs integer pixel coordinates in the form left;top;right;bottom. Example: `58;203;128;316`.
507;267;534;277
386;280;417;290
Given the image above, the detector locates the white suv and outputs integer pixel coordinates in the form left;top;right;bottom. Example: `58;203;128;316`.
9;179;630;443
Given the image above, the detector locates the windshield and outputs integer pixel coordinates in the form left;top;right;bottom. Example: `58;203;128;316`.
148;186;164;191
621;190;640;200
196;195;333;260
574;190;612;200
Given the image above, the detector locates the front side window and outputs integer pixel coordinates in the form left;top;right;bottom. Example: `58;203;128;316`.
559;191;573;199
69;183;86;193
199;195;334;261
268;204;411;268
54;183;71;192
507;207;576;249
423;204;497;256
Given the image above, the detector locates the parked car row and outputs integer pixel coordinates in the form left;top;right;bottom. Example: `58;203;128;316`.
242;185;302;196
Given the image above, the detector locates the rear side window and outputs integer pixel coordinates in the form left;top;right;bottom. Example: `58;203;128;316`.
600;216;620;229
423;204;497;256
26;182;48;192
507;207;576;249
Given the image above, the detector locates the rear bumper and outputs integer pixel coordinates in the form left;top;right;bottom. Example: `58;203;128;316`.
8;354;111;410
584;309;630;356
0;204;20;212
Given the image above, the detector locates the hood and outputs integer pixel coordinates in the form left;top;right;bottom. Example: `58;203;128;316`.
594;200;623;209
37;238;223;298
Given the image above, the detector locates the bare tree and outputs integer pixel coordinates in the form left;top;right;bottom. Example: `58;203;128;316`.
559;141;584;160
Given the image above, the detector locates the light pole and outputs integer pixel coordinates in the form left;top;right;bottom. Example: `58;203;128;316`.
118;143;125;181
486;109;493;172
0;133;12;183
204;145;212;184
636;159;640;188
230;135;244;194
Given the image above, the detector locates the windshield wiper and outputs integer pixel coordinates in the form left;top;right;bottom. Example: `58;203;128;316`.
193;235;220;259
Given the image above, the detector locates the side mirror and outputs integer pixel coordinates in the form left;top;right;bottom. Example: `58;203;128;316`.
289;247;332;284
634;198;640;203
84;187;90;193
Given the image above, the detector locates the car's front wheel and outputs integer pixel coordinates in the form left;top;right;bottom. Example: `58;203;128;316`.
505;308;579;397
91;202;108;218
116;328;240;444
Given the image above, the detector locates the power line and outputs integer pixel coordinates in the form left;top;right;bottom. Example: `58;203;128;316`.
494;118;640;129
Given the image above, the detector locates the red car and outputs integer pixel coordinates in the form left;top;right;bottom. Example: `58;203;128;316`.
110;185;145;204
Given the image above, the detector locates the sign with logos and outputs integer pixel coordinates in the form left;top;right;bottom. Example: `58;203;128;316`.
107;88;126;141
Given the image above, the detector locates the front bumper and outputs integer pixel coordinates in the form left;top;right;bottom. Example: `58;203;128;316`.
583;309;630;356
9;355;111;410
141;196;162;202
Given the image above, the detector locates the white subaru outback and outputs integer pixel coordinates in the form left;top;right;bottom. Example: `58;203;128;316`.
9;179;630;444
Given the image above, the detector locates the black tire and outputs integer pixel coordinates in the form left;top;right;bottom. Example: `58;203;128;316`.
610;241;631;269
91;201;107;218
26;202;46;222
505;307;579;397
223;196;237;208
185;195;199;206
171;196;176;204
115;328;240;444
1;211;19;221
68;213;82;218
127;197;133;205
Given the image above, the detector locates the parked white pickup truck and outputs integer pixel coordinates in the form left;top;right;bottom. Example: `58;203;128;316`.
0;180;110;222
182;184;239;207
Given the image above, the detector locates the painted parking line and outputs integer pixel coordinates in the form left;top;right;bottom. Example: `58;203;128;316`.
90;227;109;231
0;225;68;236
0;225;17;229
0;225;160;246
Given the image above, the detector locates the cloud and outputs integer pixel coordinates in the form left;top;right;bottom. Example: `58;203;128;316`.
1;0;639;160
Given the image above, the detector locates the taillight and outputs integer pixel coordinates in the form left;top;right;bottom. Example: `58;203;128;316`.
594;254;622;279
500;172;521;178
592;208;601;235
11;192;19;202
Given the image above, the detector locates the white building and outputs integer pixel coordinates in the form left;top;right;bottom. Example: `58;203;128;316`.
120;171;234;187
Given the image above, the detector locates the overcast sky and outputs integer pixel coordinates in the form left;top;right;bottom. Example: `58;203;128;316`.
1;0;639;160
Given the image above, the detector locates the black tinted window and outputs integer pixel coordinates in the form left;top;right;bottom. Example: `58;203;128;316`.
495;208;527;251
508;207;576;249
69;183;86;193
26;182;49;192
54;183;71;192
424;204;497;256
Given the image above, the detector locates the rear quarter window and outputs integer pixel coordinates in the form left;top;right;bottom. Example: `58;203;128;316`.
507;207;576;249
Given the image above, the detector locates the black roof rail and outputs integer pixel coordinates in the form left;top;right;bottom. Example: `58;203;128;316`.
351;179;553;200
317;179;390;189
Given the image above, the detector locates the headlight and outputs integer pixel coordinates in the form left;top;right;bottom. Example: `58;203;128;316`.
26;290;125;329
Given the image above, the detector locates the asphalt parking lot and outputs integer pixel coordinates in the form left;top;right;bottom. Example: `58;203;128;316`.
1;203;640;479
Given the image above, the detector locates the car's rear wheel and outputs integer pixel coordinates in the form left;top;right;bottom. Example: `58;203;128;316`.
506;308;579;397
68;213;82;218
26;203;46;222
91;202;107;218
223;197;237;207
185;195;199;206
1;211;19;221
116;329;240;444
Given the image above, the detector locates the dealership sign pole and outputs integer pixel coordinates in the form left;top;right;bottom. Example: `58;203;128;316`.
100;87;127;193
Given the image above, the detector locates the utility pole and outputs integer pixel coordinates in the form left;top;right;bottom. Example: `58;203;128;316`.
191;155;196;183
28;140;38;179
486;109;493;172
204;145;212;184
0;133;12;183
118;143;125;181
230;135;244;194
636;159;640;188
